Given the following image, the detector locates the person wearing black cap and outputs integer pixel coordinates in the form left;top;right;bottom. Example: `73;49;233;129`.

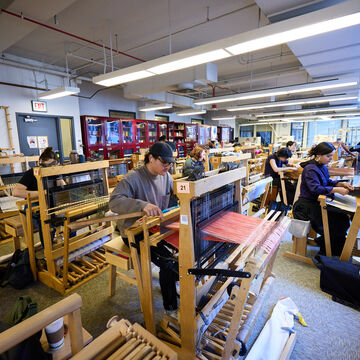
110;142;179;315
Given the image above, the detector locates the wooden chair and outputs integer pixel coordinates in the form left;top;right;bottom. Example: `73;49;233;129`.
0;293;92;360
283;174;321;265
103;236;137;297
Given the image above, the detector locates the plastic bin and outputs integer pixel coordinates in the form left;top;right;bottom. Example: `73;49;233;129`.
288;219;311;238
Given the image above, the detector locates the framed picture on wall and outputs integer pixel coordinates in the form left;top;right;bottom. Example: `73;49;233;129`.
191;118;204;124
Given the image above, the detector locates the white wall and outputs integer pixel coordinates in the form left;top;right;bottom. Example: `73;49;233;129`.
0;61;205;163
78;82;137;117
0;62;81;155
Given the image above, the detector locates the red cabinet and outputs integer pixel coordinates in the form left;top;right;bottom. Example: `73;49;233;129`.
81;116;187;159
198;125;208;145
217;126;231;143
185;124;198;154
81;116;106;160
147;121;158;144
135;120;148;151
158;122;169;140
121;119;136;157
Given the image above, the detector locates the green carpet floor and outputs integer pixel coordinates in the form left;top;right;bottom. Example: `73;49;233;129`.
0;235;359;359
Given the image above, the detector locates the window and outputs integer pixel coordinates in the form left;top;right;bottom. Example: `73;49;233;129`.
155;115;169;122
109;110;136;119
347;118;360;145
191;118;204;124
240;126;253;138
291;122;304;145
307;119;342;146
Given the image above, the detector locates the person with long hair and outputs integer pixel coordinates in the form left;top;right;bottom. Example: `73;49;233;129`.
264;147;298;205
286;140;297;158
13;147;63;198
182;145;206;177
293;142;354;256
264;148;298;184
13;147;65;246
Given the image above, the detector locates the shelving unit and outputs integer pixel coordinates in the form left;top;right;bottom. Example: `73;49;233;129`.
81;116;187;159
147;121;158;144
217;126;231;143
158;122;168;139
185;123;198;154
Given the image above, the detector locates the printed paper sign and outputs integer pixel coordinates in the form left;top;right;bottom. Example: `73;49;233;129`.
37;136;49;148
180;215;188;225
177;182;190;193
27;136;38;149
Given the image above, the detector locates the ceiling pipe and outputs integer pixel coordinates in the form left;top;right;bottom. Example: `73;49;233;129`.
0;57;92;82
1;8;145;63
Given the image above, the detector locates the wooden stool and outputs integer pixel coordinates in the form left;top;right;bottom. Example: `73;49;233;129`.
283;227;318;266
2;215;24;251
103;236;137;296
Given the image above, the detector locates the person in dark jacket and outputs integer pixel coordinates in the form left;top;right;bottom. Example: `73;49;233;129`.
293;142;354;256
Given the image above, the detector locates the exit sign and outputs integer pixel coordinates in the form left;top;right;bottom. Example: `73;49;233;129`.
31;100;47;112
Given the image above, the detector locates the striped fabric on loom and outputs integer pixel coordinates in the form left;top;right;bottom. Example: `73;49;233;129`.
201;212;273;244
260;222;287;255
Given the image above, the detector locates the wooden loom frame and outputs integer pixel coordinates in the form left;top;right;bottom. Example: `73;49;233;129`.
319;195;360;262
209;153;251;185
125;167;287;359
23;161;112;294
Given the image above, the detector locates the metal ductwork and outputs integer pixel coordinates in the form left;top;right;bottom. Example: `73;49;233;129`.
122;63;217;97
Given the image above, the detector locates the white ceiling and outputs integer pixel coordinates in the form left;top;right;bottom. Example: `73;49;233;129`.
0;0;359;112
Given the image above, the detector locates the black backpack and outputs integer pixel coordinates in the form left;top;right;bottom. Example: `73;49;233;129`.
0;296;52;360
314;255;360;308
0;249;34;289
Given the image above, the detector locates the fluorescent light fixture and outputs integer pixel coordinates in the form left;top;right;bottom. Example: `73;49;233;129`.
93;1;360;87
226;12;360;55
37;86;80;99
93;70;154;86
194;79;358;106
257;115;329;122
138;104;172;112
212;116;236;121
256;106;359;117
331;112;360;117
227;95;358;112
176;109;206;116
148;50;230;75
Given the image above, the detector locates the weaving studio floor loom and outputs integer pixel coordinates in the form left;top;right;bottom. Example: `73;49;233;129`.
19;161;112;295
319;176;360;261
124;167;290;359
